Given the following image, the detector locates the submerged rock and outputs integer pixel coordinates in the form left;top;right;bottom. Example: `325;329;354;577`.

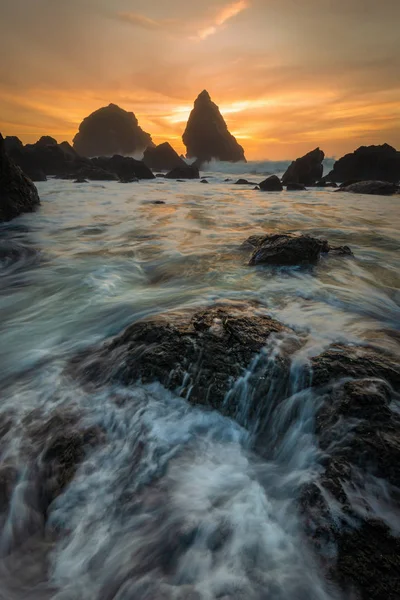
0;133;40;222
282;148;325;186
259;175;283;191
143;142;186;172
339;180;399;195
69;302;298;414
182;90;246;164
165;165;199;179
73;103;154;157
324;143;400;183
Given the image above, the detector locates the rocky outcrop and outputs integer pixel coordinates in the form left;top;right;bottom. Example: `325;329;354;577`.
325;144;400;183
73;103;154;157
69;301;299;414
165;164;199;179
143;142;186;172
0;133;40;222
282;148;325;186
244;233;353;266
182;90;246;164
91;155;155;180
339;180;399;195
259;175;283;191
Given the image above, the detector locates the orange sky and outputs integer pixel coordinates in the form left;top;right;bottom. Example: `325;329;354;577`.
0;0;399;160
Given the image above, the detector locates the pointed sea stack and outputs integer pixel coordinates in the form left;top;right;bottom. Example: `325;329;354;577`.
0;133;40;222
182;90;246;164
73;103;154;157
143;142;186;171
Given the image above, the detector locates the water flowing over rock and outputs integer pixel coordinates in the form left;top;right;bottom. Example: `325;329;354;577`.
182;90;246;164
143;142;186;172
69;301;299;413
339;180;399;195
324;143;400;183
0;133;40;222
73;103;154;157
259;175;283;191
244;233;352;266
282;148;325;186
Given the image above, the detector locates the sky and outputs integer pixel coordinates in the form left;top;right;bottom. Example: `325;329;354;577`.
0;0;399;160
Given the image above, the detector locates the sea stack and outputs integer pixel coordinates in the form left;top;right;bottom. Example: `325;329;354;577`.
182;90;246;164
73;103;154;157
324;144;400;183
0;133;40;222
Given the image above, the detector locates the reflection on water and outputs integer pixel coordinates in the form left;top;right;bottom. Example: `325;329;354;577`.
0;168;399;598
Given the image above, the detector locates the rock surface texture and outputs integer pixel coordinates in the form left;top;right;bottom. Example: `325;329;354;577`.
73;103;154;157
0;133;40;222
325;144;400;183
182;90;246;164
282;148;325;186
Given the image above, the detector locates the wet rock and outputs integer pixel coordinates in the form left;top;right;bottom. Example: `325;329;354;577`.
73;103;154;157
182;90;246;163
246;233;330;266
316;180;337;188
259;175;283;192
69;301;298;415
286;182;306;191
73;177;88;183
143;142;186;172
200;178;209;184
0;133;40;222
282;148;325;186
165;165;199;179
91;155;155;180
328;245;353;256
61;166;117;181
235;178;257;185
338;180;399;196
324;143;400;183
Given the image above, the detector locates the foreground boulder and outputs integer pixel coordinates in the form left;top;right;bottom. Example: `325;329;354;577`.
324;144;400;183
259;175;283;191
73;103;154;157
301;343;400;600
69;302;299;414
282;148;325;186
0;133;40;222
244;233;352;266
339;180;399;195
143;142;186;172
182;90;246;164
165;164;199;179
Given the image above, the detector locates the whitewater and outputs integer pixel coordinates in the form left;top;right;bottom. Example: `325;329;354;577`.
0;161;399;599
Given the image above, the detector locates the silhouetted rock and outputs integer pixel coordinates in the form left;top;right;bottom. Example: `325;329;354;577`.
68;301;298;413
143;142;186;171
286;182;306;191
91;155;155;180
325;144;400;183
35;136;58;147
73;177;88;183
0;133;40;222
235;178;257;185
282;148;325;186
73;103;154;157
200;178;209;184
182;90;246;164
259;175;283;191
165;165;199;179
339;180;399;195
316;180;337;187
4;136;24;154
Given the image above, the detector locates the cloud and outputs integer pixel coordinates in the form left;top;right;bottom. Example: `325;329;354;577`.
197;0;250;40
116;11;178;31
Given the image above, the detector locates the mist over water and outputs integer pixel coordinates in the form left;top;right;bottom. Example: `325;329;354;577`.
0;161;399;599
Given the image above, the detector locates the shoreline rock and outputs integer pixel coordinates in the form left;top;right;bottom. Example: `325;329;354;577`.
324;144;400;183
338;180;399;195
282;148;325;186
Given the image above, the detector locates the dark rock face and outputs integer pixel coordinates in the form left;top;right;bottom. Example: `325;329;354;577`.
259;175;283;191
246;233;330;266
325;144;400;183
282;148;325;186
182;90;246;164
91;155;155;180
0;133;40;222
235;178;258;185
4;136;24;153
165;165;199;179
143;142;186;172
69;302;298;414
339;180;399;195
301;344;400;600
286;182;306;191
73;103;154;157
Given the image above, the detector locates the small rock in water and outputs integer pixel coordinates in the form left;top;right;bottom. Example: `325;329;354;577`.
235;178;257;185
73;177;88;183
258;175;283;191
200;178;209;184
165;165;199;180
338;180;399;195
286;182;306;191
